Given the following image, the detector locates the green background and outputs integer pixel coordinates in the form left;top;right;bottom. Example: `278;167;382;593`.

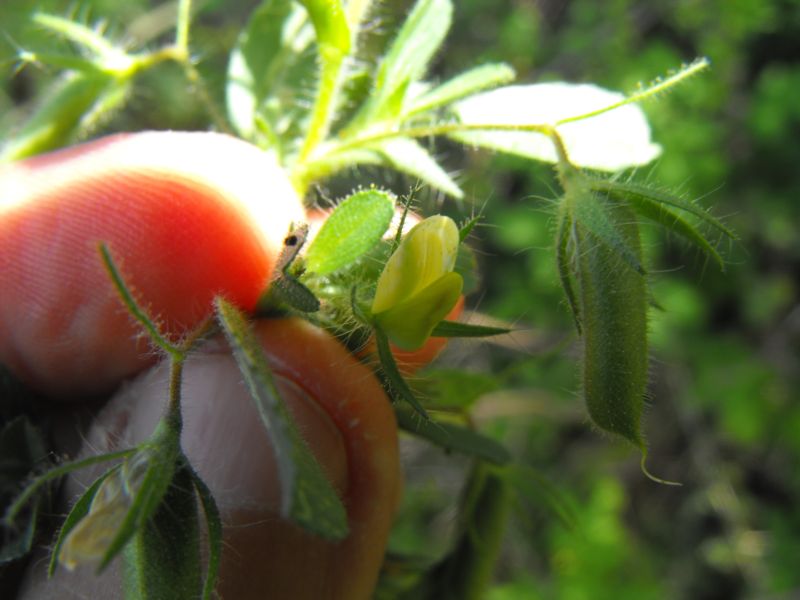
2;1;798;598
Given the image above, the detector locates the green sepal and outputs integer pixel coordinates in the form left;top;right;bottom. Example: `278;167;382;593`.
555;202;582;333
48;466;120;576
589;179;736;240
571;191;646;276
374;272;463;351
305;189;395;275
214;299;348;540
188;468;222;600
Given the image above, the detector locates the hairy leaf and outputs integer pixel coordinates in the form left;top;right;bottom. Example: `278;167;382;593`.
374;327;429;418
571;192;646;275
226;1;316;151
305;189;395;275
405;62;515;117
374;138;464;198
215;299;348;539
1;73;129;161
369;0;453;119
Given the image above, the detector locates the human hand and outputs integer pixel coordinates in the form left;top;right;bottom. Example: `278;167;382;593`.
0;131;401;599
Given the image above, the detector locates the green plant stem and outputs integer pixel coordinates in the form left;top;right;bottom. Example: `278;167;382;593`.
556;57;710;126
166;358;185;434
98;243;184;361
175;0;192;51
298;48;348;163
294;121;565;193
4;449;137;524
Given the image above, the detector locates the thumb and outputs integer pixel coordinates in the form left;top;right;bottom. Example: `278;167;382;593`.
0;131;303;398
20;318;400;600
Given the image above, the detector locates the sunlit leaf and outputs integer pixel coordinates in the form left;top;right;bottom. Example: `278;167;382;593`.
1;73;129;161
305;189;395;275
450;83;662;171
226;1;316;151
373;138;464;198
214;299;348;540
405;62;515;117
369;0;453;118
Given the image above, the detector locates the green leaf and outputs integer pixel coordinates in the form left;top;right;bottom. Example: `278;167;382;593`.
188;469;222;600
305;189;395;275
375;272;464;350
405;62;515;117
374;327;429;419
450;83;661;171
370;0;453;118
616;188;726;269
395;407;510;465
122;464;201;600
214;299;348;540
571;192;646;275
591;179;736;240
1;72;129;161
226;1;316;150
297;0;351;56
32;13;129;67
373;138;464;198
430;320;511;338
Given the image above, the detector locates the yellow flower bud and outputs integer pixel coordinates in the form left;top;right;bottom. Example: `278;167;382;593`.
372;215;463;350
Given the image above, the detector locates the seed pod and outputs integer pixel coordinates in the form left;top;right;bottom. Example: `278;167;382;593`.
572;192;648;450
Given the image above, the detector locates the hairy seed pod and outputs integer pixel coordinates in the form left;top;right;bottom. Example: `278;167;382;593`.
574;193;648;450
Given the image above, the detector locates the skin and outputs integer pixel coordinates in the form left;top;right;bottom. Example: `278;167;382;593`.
0;132;400;599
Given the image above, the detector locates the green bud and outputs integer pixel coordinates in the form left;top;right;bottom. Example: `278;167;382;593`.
372;215;463;350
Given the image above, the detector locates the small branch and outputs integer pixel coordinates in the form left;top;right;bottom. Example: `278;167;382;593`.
98;243;184;361
556;57;710;127
175;0;192;52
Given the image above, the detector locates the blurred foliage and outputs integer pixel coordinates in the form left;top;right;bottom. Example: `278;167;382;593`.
2;0;799;598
